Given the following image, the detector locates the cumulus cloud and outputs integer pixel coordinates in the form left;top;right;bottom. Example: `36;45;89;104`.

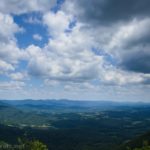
0;12;26;78
43;11;72;36
0;41;25;64
22;10;103;83
62;0;150;75
0;12;21;42
26;42;102;83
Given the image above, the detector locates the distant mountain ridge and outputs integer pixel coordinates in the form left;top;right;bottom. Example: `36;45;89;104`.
1;99;150;106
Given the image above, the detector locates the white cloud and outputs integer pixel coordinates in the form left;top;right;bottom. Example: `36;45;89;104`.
0;41;25;64
43;11;72;36
0;81;25;90
0;60;14;74
33;34;42;41
0;12;24;63
0;12;21;42
0;12;26;78
100;68;146;85
26;42;103;82
9;72;27;81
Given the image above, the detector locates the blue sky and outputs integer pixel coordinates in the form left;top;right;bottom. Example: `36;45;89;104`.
0;0;150;101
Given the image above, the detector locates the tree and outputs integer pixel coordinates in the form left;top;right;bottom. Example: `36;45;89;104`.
126;141;150;150
24;140;48;150
18;138;48;150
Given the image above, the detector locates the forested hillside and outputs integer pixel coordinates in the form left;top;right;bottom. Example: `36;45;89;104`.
0;100;150;150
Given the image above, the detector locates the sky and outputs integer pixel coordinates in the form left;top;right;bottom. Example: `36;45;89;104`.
0;0;150;101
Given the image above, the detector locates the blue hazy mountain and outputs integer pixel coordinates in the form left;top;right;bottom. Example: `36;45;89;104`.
1;99;149;113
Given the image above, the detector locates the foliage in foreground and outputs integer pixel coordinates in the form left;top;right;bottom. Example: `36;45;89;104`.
127;141;150;150
0;139;48;150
